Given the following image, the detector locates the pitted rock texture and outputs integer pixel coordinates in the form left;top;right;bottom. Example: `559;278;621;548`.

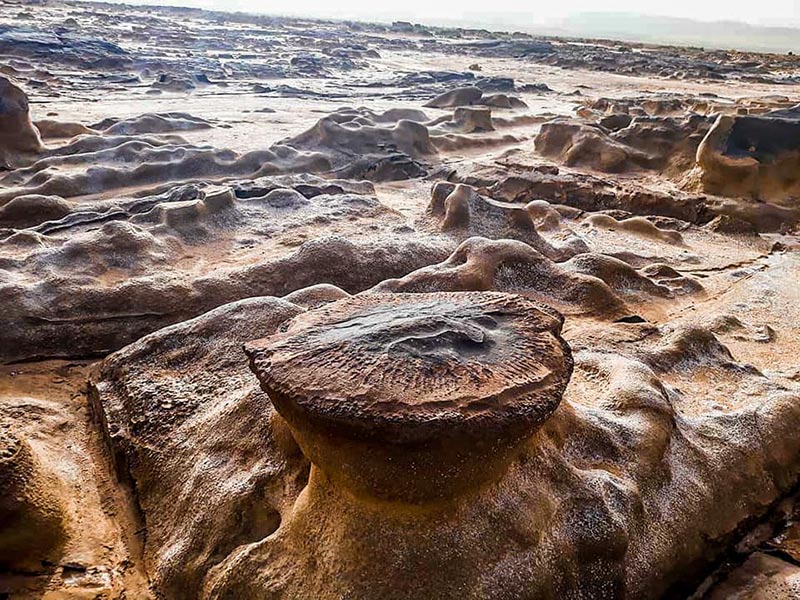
89;296;311;599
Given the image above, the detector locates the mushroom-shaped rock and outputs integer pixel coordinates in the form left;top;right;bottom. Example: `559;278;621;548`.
246;291;572;502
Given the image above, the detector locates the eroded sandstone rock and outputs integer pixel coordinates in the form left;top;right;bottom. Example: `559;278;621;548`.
0;186;451;363
207;292;571;597
426;182;587;260
246;292;572;501
184;290;800;599
0;76;44;169
693;113;800;204
89;296;311;598
372;236;631;318
535;115;711;174
0;422;66;571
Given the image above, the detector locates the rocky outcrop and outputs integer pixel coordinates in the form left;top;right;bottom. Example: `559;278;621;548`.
535;115;711;174
0;76;44;169
0;422;67;571
0;185;451;363
212;291;573;597
693;113;800;204
279;107;437;181
424;86;527;109
88;296;312;598
84;290;797;600
426;182;587;260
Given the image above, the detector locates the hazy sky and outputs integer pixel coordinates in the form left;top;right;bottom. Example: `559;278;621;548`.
126;0;800;27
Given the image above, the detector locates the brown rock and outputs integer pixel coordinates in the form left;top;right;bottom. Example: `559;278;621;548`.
245;291;572;502
694;114;800;204
0;422;66;571
0;76;44;168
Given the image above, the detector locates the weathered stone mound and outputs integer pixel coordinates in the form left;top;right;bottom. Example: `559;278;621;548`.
375;235;703;315
0;133;331;205
89;296;312;599
429;107;495;133
0;24;130;69
535;120;655;173
246;292;571;501
586;213;685;244
479;92;527;109
34;119;96;140
373;237;637;318
693;113;800;204
97;112;214;135
189;292;799;600
535;115;711;174
424;85;527;109
0;76;44;168
482;166;710;223
279;107;437;181
0;421;66;571
0;194;74;229
0;185;451;363
426;182;587;260
563;253;675;299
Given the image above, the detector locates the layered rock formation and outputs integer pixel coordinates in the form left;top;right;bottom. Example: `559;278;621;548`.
88;288;800;599
534;115;711;174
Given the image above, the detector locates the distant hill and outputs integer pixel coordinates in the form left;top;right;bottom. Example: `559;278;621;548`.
544;13;800;54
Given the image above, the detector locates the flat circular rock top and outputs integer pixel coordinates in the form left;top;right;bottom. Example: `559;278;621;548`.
245;292;572;443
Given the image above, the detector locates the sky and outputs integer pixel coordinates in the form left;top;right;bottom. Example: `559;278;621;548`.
119;0;800;28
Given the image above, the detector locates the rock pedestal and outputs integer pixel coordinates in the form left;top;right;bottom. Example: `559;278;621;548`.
225;291;573;598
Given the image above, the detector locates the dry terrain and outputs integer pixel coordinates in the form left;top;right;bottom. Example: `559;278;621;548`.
1;1;800;598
